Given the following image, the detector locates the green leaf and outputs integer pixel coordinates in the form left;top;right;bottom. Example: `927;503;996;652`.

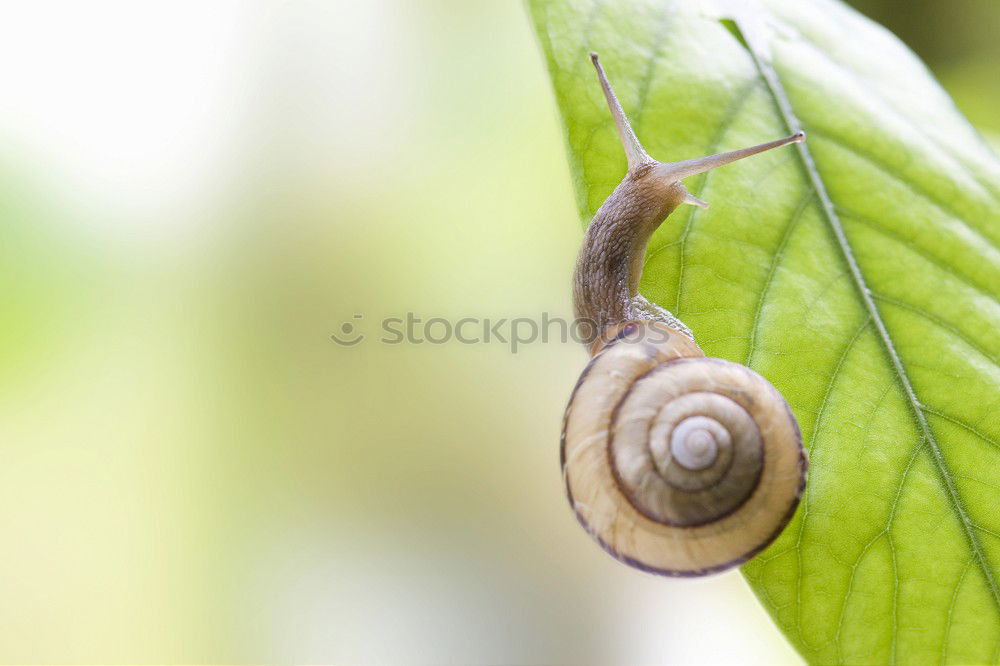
528;0;1000;662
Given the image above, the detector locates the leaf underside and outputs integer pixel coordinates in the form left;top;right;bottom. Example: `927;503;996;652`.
528;0;1000;662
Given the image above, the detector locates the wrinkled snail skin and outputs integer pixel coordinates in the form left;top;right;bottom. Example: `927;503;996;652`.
562;54;808;576
573;164;697;340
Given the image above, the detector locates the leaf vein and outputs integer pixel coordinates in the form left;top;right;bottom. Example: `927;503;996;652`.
789;37;1000;204
838;206;1000;309
744;189;815;366
943;557;975;665
922;406;1000;453
796;316;870;646
872;292;1000;368
807;126;1000;252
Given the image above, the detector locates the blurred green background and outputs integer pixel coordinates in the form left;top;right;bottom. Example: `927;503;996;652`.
0;1;996;662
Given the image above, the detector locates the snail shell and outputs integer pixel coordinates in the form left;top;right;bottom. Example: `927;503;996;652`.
561;321;806;575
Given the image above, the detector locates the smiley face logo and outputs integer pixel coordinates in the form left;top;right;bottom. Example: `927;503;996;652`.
331;314;365;346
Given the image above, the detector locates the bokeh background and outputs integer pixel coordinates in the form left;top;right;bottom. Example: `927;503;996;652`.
1;1;997;662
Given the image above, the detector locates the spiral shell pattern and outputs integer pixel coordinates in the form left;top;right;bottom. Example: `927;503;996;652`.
561;321;807;576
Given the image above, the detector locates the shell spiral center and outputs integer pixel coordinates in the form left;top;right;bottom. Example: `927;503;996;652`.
611;370;765;527
668;415;728;470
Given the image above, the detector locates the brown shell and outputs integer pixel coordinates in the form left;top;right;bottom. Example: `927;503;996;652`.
561;321;807;576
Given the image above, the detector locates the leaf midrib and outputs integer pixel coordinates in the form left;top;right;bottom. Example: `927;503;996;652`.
731;12;1000;624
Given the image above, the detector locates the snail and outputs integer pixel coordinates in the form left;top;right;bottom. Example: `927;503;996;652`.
561;53;808;576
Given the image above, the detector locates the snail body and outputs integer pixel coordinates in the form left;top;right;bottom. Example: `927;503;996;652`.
562;54;808;576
